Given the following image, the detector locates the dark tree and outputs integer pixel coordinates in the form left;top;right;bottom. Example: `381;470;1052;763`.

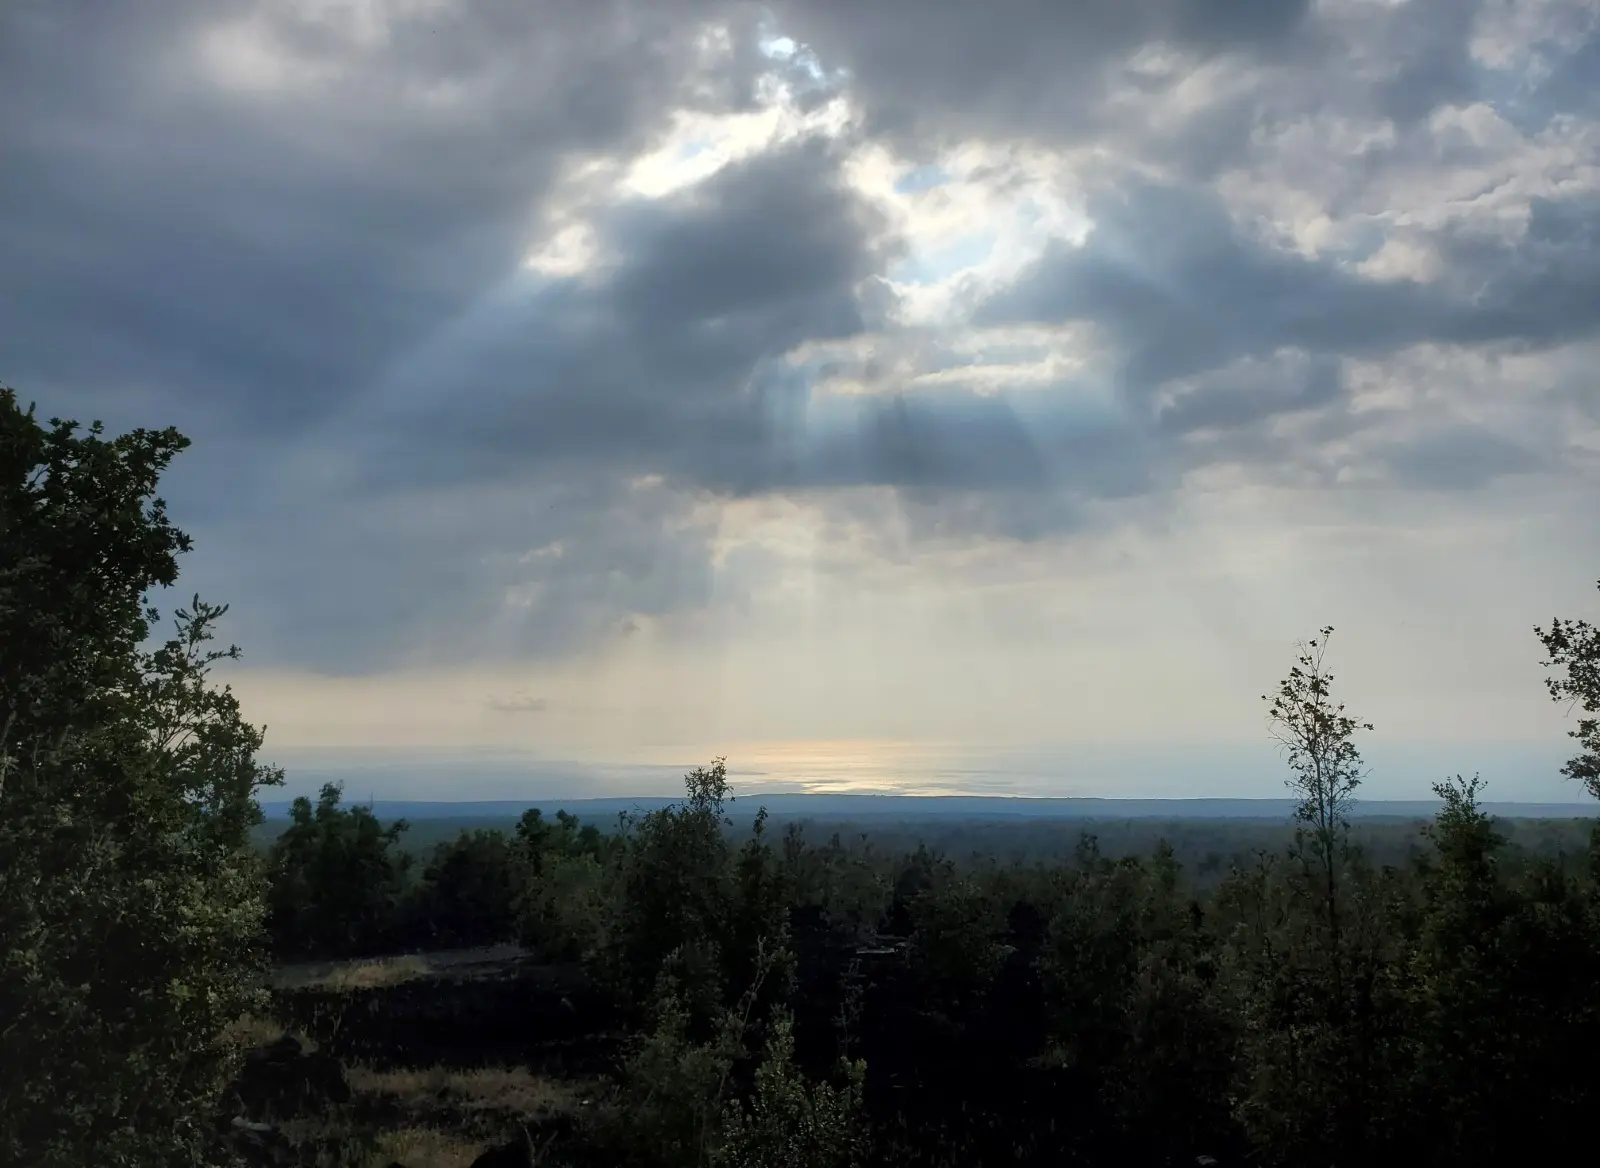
1537;581;1600;800
1264;625;1373;968
266;782;411;959
0;390;281;1165
410;828;521;948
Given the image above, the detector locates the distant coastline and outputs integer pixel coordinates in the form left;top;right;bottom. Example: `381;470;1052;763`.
258;793;1599;821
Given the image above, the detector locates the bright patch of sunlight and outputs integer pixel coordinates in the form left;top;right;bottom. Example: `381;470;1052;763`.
844;139;1095;327
618;80;854;200
718;739;993;796
518;25;852;276
523;222;601;278
786;324;1109;401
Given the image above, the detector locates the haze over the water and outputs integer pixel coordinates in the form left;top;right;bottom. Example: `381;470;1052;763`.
5;2;1599;803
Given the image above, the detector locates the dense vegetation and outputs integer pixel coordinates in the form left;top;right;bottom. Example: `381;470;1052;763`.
0;392;282;1166
6;392;1600;1167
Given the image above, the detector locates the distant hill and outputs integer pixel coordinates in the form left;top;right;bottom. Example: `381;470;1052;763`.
257;792;1598;822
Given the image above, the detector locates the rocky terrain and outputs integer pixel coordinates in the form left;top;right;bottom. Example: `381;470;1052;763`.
222;950;622;1168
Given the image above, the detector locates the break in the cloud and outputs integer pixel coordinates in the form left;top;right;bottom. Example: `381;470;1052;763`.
3;0;1599;799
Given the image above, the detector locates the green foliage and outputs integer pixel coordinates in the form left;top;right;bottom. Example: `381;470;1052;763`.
1403;774;1518;1160
618;939;776;1168
516;806;609;868
777;825;890;938
624;987;747;1165
1217;846;1411;1165
1537;580;1600;799
618;940;866;1168
519;850;612;960
1215;632;1408;1164
1036;839;1235;1155
410;828;521;948
604;759;793;1014
0;391;281;1166
266;782;411;959
611;761;733;1002
514;807;618;959
1264;626;1372;945
1401;774;1600;1165
908;875;1005;1013
724;808;794;1004
716;1012;868;1168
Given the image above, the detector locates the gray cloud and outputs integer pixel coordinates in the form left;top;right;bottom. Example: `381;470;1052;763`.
486;694;550;714
1437;195;1600;348
0;0;736;430
764;0;1315;150
1367;0;1482;125
1379;423;1543;491
3;0;1598;673
1154;351;1345;437
977;183;1436;383
981;180;1600;440
301;135;895;494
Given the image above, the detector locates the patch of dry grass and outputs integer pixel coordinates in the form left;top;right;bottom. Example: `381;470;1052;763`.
272;952;436;993
220;1013;289;1050
372;1126;489;1168
315;953;433;992
348;1063;578;1116
270;1116;487;1168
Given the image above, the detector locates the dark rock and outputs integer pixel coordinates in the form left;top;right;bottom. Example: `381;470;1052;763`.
526;1114;575;1143
256;1034;303;1061
226;1116;295;1167
302;1050;353;1104
235;1035;351;1116
274;960;619;1072
471;1135;534;1168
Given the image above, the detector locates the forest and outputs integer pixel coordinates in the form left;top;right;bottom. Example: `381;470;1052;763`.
6;389;1600;1168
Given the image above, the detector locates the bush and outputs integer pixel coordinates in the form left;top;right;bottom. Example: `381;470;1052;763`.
716;1011;868;1168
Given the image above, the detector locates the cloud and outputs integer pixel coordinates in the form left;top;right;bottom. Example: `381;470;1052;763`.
762;0;1315;152
983;177;1600;389
1377;422;1542;491
978;182;1441;383
0;0;739;430
486;693;549;715
4;0;1599;688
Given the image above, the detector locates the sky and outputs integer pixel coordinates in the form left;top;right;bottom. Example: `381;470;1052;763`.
4;0;1600;802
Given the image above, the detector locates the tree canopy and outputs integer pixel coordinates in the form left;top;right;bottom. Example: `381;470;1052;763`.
0;389;281;1166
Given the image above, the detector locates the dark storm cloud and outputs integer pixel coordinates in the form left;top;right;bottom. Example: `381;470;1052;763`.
1379;425;1543;491
977;183;1443;383
1367;0;1482;125
0;0;739;430
981;180;1600;444
762;0;1314;148
1437;196;1600;349
187;471;728;672
332;135;894;496
783;390;1154;505
189;131;904;669
608;138;881;345
0;0;782;669
1154;352;1345;437
4;0;1598;672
